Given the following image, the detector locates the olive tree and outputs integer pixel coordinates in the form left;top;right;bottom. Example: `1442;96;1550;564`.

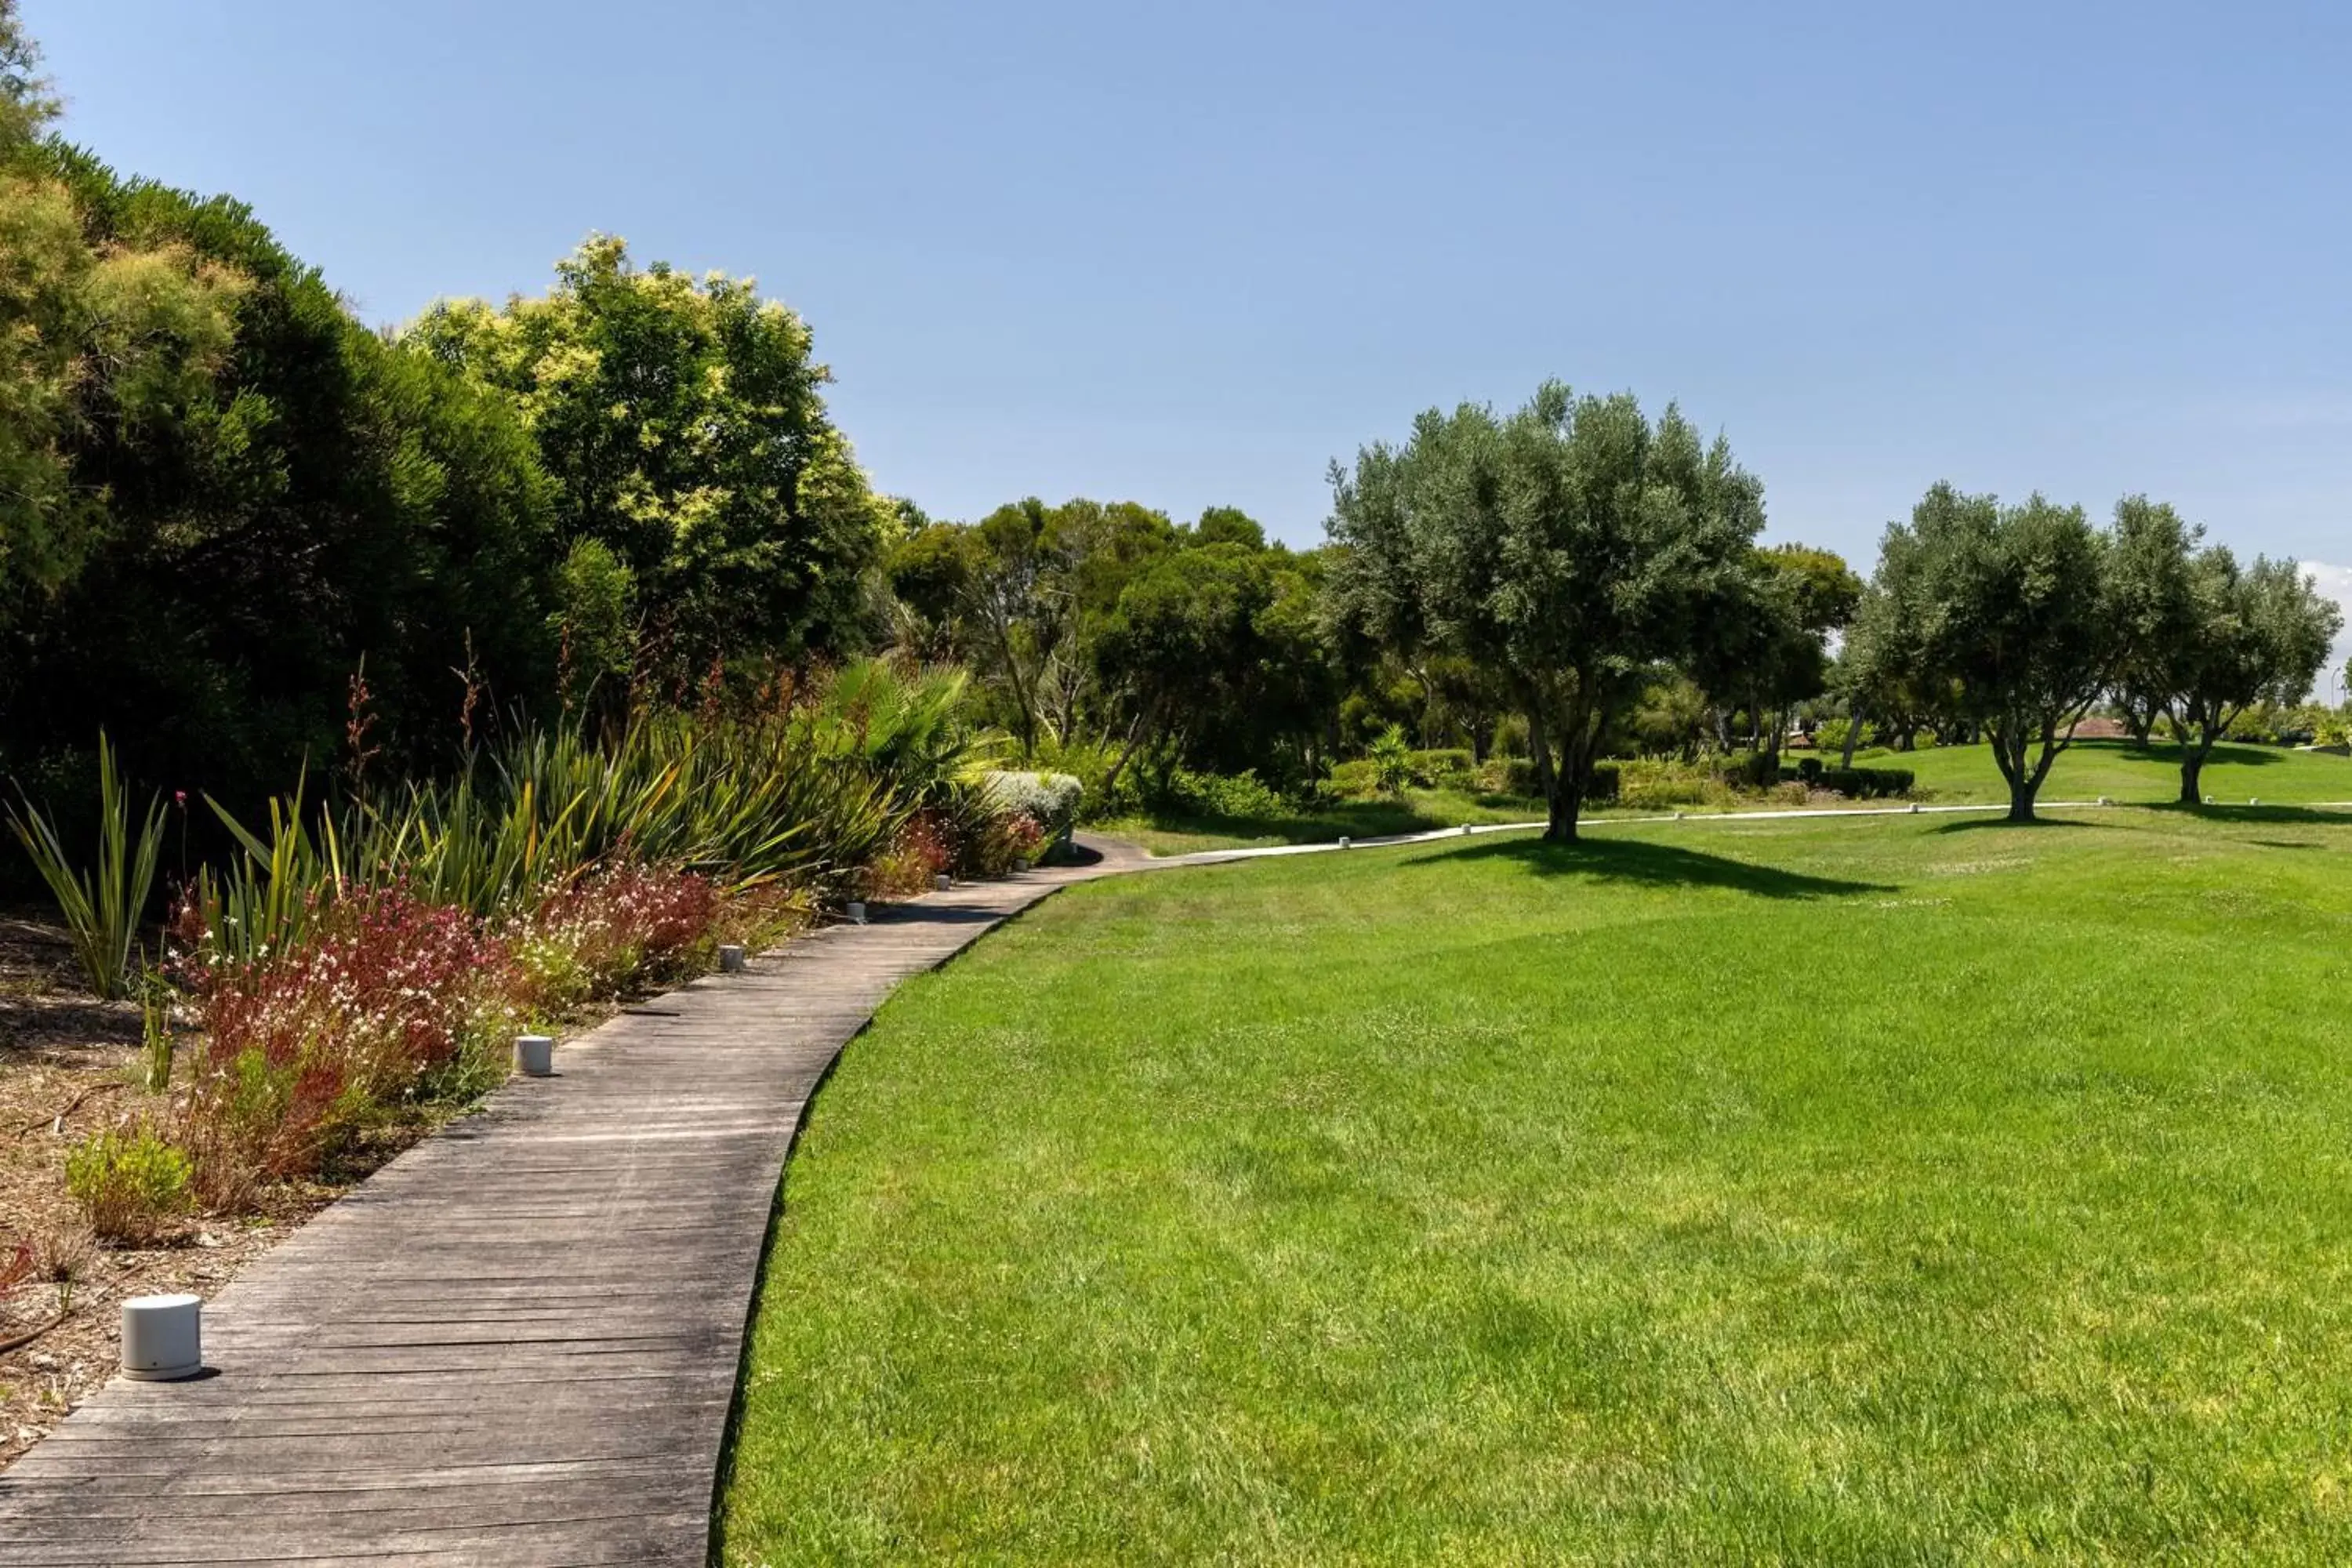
1880;484;2113;823
2165;551;2342;803
2103;496;2201;747
1327;382;1763;842
2097;495;2340;800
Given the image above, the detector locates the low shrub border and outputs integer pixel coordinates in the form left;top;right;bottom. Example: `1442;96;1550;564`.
16;662;1054;1242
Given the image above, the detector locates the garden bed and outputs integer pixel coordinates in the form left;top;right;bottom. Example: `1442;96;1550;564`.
0;916;329;1466
0;895;793;1469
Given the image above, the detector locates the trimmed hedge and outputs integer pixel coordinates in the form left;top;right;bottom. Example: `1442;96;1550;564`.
1817;766;1914;799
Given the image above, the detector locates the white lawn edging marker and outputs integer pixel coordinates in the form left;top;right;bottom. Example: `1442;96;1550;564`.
514;1033;554;1077
121;1294;201;1381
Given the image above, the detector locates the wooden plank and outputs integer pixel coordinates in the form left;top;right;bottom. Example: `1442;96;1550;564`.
0;864;1115;1564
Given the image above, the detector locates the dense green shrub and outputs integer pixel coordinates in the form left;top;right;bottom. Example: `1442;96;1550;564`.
1817;766;1915;799
1475;757;1534;796
1164;768;1290;819
1408;748;1475;788
65;1123;193;1243
1716;751;1780;790
1327;758;1378;798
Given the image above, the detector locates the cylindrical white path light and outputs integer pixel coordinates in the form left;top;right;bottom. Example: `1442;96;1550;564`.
934;873;952;891
844;902;867;925
718;944;746;973
514;1033;554;1076
121;1294;201;1381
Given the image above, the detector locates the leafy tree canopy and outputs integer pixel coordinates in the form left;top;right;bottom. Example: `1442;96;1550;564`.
1877;484;2113;821
1327;381;1763;840
403;236;897;682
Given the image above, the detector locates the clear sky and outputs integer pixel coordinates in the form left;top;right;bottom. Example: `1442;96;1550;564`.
23;0;2352;670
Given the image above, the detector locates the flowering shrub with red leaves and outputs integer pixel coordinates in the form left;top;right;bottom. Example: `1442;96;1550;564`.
968;811;1046;877
863;811;955;898
506;863;718;1014
172;884;519;1203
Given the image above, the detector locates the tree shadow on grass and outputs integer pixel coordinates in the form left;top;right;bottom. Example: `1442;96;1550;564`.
2090;738;2299;768
1397;833;1892;900
2141;801;2352;828
1927;814;2122;836
1130;800;1439;844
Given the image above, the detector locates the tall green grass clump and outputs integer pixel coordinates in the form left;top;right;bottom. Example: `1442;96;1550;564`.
7;731;165;999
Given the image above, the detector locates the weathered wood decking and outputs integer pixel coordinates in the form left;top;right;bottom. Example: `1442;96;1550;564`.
0;864;1117;1566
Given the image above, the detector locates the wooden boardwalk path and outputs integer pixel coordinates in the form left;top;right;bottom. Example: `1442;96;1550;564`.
0;863;1120;1566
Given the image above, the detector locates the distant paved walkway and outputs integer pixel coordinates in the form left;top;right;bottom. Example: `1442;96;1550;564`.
0;863;1120;1566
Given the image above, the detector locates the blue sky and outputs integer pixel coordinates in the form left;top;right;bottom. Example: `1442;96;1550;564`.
24;0;2352;668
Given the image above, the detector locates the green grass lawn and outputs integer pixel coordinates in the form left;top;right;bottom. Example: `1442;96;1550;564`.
1878;736;2352;808
720;805;2352;1564
1092;785;1546;855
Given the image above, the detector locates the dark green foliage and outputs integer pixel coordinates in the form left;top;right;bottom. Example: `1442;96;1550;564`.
0;140;560;813
1817;766;1914;799
1407;748;1475;788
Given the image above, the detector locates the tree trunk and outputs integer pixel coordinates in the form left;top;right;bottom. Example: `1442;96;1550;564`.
1989;724;2034;822
1098;710;1152;797
1526;702;1579;844
1839;710;1863;770
1547;784;1579;843
2179;747;2205;805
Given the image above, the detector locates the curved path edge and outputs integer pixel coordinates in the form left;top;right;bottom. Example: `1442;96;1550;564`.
0;861;1122;1566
